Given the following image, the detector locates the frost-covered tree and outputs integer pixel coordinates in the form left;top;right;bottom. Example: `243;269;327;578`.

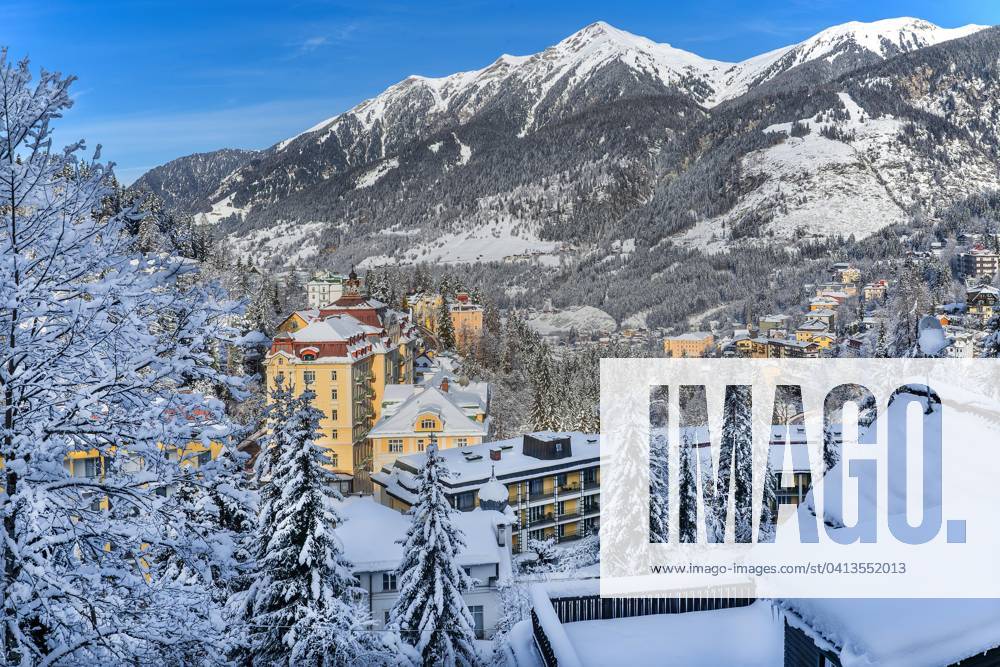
717;385;755;543
678;433;699;543
437;294;456;350
390;441;480;667
648;386;670;543
981;313;1000;357
528;345;557;431
244;383;366;666
0;52;246;664
525;537;560;572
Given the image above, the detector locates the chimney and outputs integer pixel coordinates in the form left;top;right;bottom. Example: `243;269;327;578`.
440;377;449;393
490;448;501;461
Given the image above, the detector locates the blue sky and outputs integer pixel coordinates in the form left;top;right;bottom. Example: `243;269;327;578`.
2;0;997;184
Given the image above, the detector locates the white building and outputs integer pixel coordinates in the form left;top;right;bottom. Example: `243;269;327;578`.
336;496;513;639
305;272;349;309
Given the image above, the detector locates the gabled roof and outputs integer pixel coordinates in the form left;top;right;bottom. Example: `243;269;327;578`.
336;496;511;575
368;386;488;438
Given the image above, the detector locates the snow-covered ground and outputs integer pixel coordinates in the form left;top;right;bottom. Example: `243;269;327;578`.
525;306;617;336
359;217;561;267
561;602;782;667
195;193;249;225
226;221;325;265
355;157;399;188
675;91;1000;251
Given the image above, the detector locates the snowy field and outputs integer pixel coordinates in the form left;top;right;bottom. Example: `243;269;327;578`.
525;306;617;336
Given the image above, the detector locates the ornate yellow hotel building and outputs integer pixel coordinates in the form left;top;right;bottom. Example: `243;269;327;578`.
266;272;420;492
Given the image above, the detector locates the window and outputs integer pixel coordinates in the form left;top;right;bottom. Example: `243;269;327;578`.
383;610;391;628
302;353;316;361
583;468;597;485
83;457;100;478
196;451;212;466
454;492;475;511
456;437;468;448
330;409;338;421
331;388;339;400
529;478;544;496
420;418;436;429
303;371;316;384
330;370;338;381
330;429;339;440
388;439;403;453
469;605;484;639
328;453;339;468
382;573;397;591
417;439;426;452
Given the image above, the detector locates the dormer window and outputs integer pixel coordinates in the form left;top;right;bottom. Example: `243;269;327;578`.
420;418;436;429
302;353;316;361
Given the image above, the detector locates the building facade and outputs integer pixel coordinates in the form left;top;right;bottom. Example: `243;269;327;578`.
373;433;601;554
305;272;349;309
265;272;420;492
663;332;714;358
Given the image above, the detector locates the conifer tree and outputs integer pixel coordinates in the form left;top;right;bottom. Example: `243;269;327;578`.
648;387;670;543
678;433;699;543
390;441;480;667
528;345;557;431
717;385;755;543
437;293;456;350
245;383;365;666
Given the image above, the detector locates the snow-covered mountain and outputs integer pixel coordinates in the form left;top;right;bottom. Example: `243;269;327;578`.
133;17;1000;327
714;17;986;100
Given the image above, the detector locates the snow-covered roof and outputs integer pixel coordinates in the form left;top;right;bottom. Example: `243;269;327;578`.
336;496;510;577
780;383;1000;666
665;331;713;341
291;314;368;343
368;386;488;438
477;472;509;504
374;432;600;496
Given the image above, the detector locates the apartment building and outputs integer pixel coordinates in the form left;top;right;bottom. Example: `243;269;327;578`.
663;331;714;358
960;247;1000;279
749;337;821;358
373;433;600;554
409;291;484;352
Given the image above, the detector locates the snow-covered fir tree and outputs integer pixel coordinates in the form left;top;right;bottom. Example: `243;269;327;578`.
678;432;699;543
244;383;366;666
437;293;456;350
389;439;480;667
717;385;755;543
0;52;246;664
648;387;670;543
528;345;558;431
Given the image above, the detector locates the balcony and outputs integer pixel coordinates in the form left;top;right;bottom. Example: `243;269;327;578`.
526;512;556;528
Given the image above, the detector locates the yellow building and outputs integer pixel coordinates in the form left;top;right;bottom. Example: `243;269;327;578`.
368;374;489;473
265;272;421;493
967;285;999;321
663;331;714;358
409;291;484;352
373;433;600;553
